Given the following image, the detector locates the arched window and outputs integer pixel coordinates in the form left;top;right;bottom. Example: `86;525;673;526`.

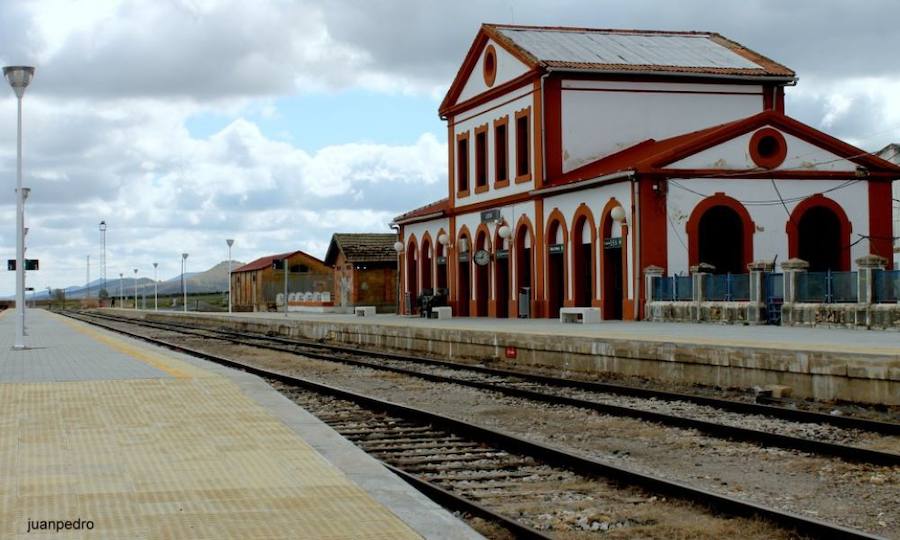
515;217;534;318
787;195;852;272
545;210;568;318
687;193;754;274
571;206;596;308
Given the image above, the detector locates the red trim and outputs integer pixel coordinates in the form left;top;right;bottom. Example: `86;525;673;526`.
638;178;667;316
748;127;787;169
493;115;510;188
442;70;541;117
474;123;489;192
544;77;563;180
513;214;536;318
686;193;754;270
786;194;852;271
650;169;897;180
599;198;629;320
420;232;434;291
455;225;472;316
564;87;761;96
544;208;569;318
868;182;894;268
570;204;597;306
483;44;497;87
514;106;532;184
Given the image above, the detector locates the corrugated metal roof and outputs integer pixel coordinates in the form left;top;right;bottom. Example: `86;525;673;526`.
498;28;759;69
486;26;793;78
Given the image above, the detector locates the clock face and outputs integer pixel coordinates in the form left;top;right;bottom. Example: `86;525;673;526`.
474;249;491;266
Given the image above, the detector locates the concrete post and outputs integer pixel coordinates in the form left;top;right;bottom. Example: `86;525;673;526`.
856;254;887;328
689;262;715;321
643;265;664;321
780;258;809;326
747;260;774;324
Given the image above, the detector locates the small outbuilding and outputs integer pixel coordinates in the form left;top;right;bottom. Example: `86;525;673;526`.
324;233;398;313
231;250;332;312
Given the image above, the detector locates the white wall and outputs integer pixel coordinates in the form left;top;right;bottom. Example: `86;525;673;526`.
457;39;530;103
561;80;763;172
665;178;870;275
454;89;535;205
671;130;857;171
401;218;449;293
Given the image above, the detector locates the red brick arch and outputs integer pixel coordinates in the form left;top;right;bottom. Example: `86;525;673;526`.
570;204;597;306
686;192;754;271
544;208;569;317
786;194;852;271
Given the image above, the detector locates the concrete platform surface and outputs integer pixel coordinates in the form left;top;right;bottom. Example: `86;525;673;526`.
160;309;900;356
0;309;481;539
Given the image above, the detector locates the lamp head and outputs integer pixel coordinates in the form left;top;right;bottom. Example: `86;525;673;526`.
393;241;404;253
437;233;449;246
610;205;626;223
497;224;511;239
3;66;35;98
226;238;234;247
153;262;158;268
182;253;189;259
99;220;107;232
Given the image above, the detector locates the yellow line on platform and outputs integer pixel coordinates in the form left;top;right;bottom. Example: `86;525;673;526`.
56;314;193;379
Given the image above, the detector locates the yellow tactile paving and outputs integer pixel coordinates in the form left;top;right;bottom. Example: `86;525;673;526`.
0;320;422;539
53;314;204;379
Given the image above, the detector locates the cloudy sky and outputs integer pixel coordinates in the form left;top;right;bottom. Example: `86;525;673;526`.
0;0;898;294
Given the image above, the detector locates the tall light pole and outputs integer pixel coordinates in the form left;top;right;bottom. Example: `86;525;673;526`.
133;268;138;310
153;262;158;311
86;255;90;299
99;220;107;303
181;253;189;312
226;239;234;313
5;65;35;349
119;272;124;307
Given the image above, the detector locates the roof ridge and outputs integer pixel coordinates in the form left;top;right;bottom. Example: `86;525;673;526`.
485;23;715;37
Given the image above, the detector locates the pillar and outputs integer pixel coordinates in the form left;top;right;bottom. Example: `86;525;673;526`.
856;254;887;329
643;265;664;321
780;258;809;326
689;262;714;321
746;260;774;324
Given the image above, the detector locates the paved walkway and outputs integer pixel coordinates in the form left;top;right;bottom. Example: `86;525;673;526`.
171;309;900;357
0;309;480;539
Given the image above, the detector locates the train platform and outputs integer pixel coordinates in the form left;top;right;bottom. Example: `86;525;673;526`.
129;309;900;406
0;308;482;539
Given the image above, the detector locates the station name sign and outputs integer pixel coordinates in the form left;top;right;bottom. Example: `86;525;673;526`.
7;259;39;271
480;209;501;223
604;237;622;249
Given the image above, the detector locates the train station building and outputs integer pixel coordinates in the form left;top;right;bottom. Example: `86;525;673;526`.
393;24;900;320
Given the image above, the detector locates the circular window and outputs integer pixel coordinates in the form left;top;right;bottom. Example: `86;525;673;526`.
483;45;497;87
749;128;787;169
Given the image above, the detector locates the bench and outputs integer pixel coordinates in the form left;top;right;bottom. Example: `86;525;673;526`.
354;306;376;317
559;307;601;324
432;306;452;320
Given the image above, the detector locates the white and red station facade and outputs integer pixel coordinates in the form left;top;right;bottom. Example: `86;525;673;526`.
393;24;900;320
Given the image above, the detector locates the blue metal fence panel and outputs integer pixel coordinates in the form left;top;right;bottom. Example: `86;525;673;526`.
830;271;858;303
704;274;728;301
873;270;900;303
674;276;693;301
730;274;750;301
796;272;828;303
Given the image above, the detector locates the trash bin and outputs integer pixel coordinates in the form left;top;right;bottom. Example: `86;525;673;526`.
518;287;531;318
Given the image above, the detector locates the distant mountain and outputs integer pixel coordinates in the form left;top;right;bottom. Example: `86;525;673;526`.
31;260;244;300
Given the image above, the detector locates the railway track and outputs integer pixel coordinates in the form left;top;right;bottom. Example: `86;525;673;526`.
63;310;892;539
71;310;900;467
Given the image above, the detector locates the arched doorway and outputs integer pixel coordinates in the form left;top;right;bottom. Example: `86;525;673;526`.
545;214;567;319
406;239;418;313
494;231;510;318
457;230;471;316
687;194;753;274
571;209;595;307
600;202;625;320
421;236;433;292
515;219;534;318
788;196;851;272
473;228;490;316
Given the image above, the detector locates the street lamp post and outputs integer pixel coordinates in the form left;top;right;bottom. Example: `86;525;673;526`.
153;262;158;311
99;220;107;303
4;65;35;349
133;269;138;310
181;253;189;312
226;239;234;313
119;272;124;307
